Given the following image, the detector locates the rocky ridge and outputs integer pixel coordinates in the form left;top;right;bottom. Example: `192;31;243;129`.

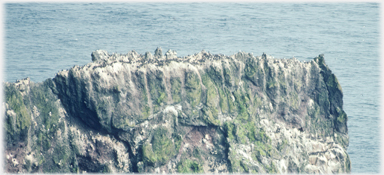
4;48;350;173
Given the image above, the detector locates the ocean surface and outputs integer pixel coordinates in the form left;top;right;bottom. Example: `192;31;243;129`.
4;3;381;173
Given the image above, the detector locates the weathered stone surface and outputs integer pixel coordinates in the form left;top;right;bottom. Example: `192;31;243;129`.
91;50;109;62
165;49;177;60
3;50;350;173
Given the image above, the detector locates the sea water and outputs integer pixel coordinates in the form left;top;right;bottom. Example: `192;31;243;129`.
4;3;380;173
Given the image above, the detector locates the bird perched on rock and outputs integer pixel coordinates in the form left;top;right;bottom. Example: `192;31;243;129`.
165;49;177;60
262;52;267;59
144;52;153;61
154;47;163;59
91;50;109;62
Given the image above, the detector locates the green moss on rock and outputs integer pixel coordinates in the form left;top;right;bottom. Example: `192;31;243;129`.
327;74;343;93
337;108;347;123
233;90;250;122
136;71;151;121
142;127;176;166
244;62;258;80
240;160;250;173
201;74;218;107
201;106;220;126
147;70;167;113
267;79;278;89
234;124;249;144
185;71;201;108
228;149;242;172
3;51;351;174
170;77;182;103
176;159;204;173
265;161;277;173
172;132;183;153
345;153;351;173
5;85;31;139
218;88;228;113
52;145;70;168
142;143;157;166
224;122;236;141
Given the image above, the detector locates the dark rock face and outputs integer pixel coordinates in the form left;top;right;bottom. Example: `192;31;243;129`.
3;50;350;173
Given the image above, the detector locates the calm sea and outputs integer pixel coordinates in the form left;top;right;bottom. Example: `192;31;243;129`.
4;3;381;173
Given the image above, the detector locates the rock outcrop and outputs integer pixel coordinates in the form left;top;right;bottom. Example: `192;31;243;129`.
3;48;350;173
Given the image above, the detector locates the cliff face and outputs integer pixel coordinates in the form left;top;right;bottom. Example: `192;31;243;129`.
3;49;350;173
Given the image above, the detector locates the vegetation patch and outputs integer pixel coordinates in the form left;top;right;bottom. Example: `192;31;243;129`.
224;122;236;141
170;77;182;103
147;71;167;113
29;81;61;135
176;159;204;173
234;124;249;144
267;79;278;90
185;71;202;108
277;139;288;152
141;105;151;120
201;106;220;126
172;133;183;153
5;85;31;141
240;160;250;173
232;90;250;122
201;74;218;107
136;71;151;120
265;161;277;173
326;74;343;93
345;152;351;173
228;149;242;172
336;107;347;123
52;145;70;168
245;122;257;142
250;128;274;165
142;127;175;166
244;62;258;80
218;88;228;113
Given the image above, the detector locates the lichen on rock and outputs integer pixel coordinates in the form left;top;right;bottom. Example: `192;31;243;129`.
4;49;350;173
